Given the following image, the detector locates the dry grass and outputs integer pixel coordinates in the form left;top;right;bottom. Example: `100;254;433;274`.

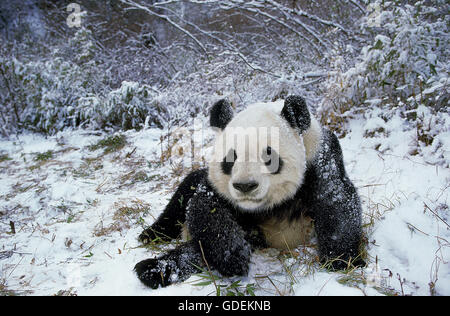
93;199;150;237
0;153;12;163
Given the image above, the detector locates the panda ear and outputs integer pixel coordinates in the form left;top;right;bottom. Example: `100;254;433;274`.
281;95;311;133
210;99;234;130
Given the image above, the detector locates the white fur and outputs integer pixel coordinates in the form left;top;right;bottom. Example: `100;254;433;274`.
259;215;315;249
208;100;322;212
303;116;322;163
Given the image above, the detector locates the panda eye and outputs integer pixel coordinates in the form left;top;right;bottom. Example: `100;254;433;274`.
221;149;236;175
262;146;272;165
262;146;283;174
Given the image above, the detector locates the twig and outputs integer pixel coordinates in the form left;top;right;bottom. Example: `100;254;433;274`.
198;240;219;296
120;0;208;54
264;275;283;296
104;251;113;259
125;147;137;158
406;222;429;236
9;221;15;234
397;273;405;296
347;0;366;13
7;256;24;279
424;203;450;229
233;51;281;78
316;276;334;296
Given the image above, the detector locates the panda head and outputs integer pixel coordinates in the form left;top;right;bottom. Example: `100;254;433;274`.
208;96;322;212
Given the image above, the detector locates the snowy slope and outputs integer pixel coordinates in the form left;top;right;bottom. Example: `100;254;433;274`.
0;110;449;296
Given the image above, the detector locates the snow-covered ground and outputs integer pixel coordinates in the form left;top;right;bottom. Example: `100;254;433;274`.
0;109;449;296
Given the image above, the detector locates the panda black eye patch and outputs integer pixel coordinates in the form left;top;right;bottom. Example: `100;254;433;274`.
221;149;237;175
262;146;283;174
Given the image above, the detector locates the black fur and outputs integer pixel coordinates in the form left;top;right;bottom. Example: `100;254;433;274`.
210;99;233;130
221;149;236;175
138;169;207;243
262;146;283;174
135;95;364;288
134;240;202;289
281;95;311;133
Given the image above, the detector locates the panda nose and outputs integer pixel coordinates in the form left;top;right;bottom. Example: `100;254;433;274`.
233;182;259;193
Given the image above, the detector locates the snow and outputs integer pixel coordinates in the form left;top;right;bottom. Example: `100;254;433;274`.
342;114;450;296
1;106;449;296
293;272;364;296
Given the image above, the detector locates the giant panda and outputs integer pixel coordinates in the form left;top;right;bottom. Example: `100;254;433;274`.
134;95;364;289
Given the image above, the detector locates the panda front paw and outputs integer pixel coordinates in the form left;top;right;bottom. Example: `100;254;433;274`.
138;227;170;244
134;258;175;289
213;246;252;277
138;229;155;244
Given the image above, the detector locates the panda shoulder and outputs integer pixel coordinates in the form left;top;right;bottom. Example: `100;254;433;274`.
320;129;344;159
312;127;350;181
303;116;323;163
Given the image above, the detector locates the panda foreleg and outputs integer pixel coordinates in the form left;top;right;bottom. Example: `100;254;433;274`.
312;198;364;270
139;169;207;244
310;131;365;270
134;240;203;288
187;201;253;277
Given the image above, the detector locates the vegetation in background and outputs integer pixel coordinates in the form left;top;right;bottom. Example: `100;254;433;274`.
88;134;127;154
319;0;448;136
0;0;367;136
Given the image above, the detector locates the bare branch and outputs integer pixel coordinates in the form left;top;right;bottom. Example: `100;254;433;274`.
120;0;208;55
348;0;367;13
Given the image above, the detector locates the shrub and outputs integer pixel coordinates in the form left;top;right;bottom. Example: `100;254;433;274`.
100;81;164;130
319;0;449;135
0;28;109;135
0;29;165;135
